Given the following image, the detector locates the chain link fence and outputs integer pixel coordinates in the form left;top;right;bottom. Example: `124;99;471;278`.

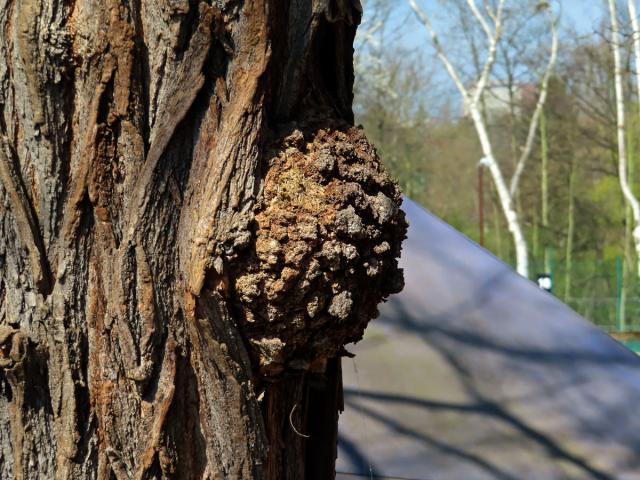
530;252;640;333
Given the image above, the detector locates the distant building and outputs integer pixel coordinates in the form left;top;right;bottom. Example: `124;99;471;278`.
462;82;537;120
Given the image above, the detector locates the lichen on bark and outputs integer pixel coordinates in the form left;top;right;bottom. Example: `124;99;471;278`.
232;125;407;377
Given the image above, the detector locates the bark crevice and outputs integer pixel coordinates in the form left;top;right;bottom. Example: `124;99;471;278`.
0;1;407;479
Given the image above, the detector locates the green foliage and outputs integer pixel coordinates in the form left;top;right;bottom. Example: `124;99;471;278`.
355;29;640;330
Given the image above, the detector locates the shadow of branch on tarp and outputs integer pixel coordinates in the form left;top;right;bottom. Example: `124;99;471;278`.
341;384;614;480
337;433;384;479
381;264;640;368
338;201;640;479
338;294;639;479
341;392;519;480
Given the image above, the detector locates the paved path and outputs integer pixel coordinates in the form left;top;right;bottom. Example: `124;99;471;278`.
337;199;640;480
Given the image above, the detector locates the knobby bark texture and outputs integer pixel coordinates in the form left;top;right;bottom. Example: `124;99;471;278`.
0;1;406;479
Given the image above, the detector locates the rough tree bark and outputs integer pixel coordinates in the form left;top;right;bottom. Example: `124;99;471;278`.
0;1;406;479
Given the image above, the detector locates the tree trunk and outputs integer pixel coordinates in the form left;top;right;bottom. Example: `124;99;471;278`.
539;109;552;275
609;0;640;277
564;155;576;302
470;107;529;277
0;1;406;479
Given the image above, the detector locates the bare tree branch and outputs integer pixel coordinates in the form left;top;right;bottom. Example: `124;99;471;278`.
409;0;472;102
628;0;640;104
510;10;559;196
409;0;529;277
472;0;506;105
467;0;494;41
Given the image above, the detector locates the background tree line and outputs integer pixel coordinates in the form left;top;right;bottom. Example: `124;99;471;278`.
355;0;640;331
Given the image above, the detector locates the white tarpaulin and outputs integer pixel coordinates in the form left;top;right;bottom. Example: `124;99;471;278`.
337;198;640;480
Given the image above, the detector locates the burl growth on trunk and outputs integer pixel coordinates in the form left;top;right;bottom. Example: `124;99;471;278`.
232;126;407;377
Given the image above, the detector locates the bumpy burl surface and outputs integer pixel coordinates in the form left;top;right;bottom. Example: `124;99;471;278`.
233;127;407;376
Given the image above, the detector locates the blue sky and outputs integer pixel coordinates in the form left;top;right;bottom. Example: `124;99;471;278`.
374;0;607;45
358;1;614;115
361;1;609;56
563;0;603;34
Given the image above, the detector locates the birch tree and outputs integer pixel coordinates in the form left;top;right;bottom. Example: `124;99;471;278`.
608;0;640;276
509;15;559;197
628;0;640;111
0;2;407;479
409;0;557;277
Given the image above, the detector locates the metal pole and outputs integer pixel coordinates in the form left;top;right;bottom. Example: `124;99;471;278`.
616;256;623;332
478;166;485;247
550;247;555;293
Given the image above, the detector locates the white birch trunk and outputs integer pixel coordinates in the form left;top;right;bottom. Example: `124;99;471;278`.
509;15;559;197
470;108;529;277
610;0;640;276
629;1;640;106
410;0;529;277
628;0;640;275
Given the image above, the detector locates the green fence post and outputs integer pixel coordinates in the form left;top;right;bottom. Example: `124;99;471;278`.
616;256;623;332
550;248;555;294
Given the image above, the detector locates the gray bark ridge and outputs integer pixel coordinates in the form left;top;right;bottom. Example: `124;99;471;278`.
0;1;406;479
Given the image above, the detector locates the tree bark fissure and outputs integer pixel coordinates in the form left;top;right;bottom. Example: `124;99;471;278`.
0;1;406;479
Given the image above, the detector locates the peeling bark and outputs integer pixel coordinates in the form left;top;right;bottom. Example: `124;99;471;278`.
0;1;405;479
